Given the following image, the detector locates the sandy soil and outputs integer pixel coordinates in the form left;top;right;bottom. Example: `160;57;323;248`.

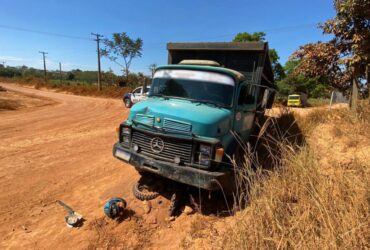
0;88;55;111
0;83;202;249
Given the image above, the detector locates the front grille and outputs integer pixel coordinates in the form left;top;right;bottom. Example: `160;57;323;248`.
163;118;192;133
135;114;154;126
132;130;192;164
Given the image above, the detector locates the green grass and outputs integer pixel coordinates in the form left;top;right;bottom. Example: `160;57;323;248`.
307;98;330;107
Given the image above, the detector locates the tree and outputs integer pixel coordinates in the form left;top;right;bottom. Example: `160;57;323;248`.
233;32;285;80
102;68;117;86
278;72;330;98
149;63;157;78
67;72;75;81
233;32;266;42
321;0;370;77
284;59;301;75
102;33;143;79
291;0;370;95
323;0;370;101
291;41;350;90
268;49;286;80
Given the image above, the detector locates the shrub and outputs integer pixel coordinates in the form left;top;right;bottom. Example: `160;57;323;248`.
219;105;369;249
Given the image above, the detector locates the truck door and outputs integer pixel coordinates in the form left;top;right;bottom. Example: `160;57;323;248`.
233;83;256;141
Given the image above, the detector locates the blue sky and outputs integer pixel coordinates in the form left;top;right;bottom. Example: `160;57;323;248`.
0;0;335;75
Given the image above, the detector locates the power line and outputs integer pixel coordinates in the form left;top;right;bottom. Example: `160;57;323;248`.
0;24;92;41
179;23;320;41
0;22;319;45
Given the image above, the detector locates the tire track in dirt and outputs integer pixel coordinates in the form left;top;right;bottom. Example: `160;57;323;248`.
0;83;234;249
0;84;161;249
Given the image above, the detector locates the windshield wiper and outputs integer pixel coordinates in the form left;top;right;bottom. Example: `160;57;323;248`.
152;95;227;108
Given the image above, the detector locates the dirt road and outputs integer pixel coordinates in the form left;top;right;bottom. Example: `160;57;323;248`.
0;84;198;249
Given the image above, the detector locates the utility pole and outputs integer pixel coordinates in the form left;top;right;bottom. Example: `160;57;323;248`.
59;62;62;84
39;51;48;82
91;33;103;91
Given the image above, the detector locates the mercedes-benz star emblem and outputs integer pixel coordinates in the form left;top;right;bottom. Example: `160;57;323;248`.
150;137;164;153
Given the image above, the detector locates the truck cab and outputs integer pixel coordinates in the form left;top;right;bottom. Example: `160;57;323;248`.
287;93;307;107
113;42;276;193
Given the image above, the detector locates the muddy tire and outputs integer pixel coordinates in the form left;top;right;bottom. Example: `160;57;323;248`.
124;98;132;108
132;182;159;201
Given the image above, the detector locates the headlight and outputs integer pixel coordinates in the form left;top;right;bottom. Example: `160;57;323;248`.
198;144;211;166
123;135;130;144
120;126;131;147
122;127;131;135
199;153;210;165
199;144;211;155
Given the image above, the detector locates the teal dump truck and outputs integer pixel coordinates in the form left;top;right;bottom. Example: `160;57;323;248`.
113;42;276;193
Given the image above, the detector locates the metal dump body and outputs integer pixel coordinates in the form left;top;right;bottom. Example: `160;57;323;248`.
167;42;275;89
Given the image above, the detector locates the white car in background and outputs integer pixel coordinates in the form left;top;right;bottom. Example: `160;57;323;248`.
123;85;150;108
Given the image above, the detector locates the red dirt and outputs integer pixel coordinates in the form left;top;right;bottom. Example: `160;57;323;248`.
0;83;201;249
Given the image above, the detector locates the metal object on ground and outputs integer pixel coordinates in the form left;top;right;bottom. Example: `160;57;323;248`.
103;197;127;219
56;200;83;228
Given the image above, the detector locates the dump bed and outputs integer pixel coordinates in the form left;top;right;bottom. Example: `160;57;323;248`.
167;42;275;88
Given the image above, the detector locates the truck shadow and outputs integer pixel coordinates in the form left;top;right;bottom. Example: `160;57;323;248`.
253;110;305;171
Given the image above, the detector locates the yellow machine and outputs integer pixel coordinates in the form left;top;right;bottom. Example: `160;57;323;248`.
287;94;306;107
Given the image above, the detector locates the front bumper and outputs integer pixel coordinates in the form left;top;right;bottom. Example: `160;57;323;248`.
113;142;233;191
287;101;301;107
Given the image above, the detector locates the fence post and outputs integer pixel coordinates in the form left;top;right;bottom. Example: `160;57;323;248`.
350;78;358;113
329;91;334;110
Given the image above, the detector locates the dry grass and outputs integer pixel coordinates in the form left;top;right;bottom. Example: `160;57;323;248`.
218;102;370;249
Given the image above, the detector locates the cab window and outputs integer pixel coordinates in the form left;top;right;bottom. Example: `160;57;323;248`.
246;85;256;104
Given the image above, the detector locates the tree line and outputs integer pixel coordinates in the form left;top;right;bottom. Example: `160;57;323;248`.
0;64;151;88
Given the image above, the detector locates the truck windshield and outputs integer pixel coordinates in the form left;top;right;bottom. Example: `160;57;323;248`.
289;96;300;100
149;69;235;107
